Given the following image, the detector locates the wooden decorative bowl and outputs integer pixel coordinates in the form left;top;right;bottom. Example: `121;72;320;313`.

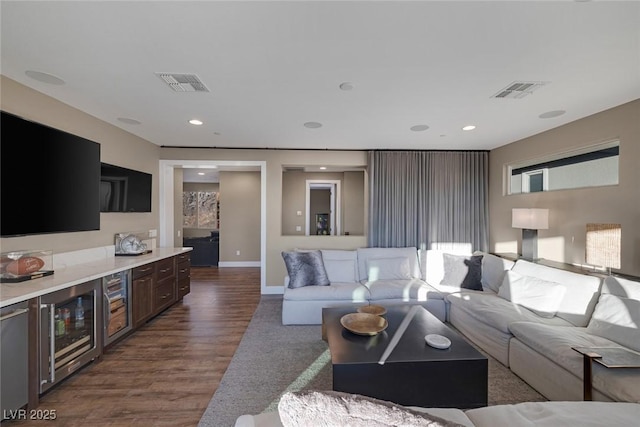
357;304;387;316
340;313;388;336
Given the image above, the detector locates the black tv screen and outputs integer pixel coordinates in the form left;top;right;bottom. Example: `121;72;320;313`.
1;111;101;237
100;163;152;212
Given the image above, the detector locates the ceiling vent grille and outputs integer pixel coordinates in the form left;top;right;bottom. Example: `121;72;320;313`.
492;81;548;99
155;73;210;92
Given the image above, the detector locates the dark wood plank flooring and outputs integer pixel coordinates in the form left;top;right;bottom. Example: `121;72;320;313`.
8;267;261;426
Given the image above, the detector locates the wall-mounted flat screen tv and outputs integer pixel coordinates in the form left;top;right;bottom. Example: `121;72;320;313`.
100;163;152;212
1;111;101;237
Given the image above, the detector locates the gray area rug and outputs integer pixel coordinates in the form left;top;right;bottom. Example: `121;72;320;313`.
199;297;545;427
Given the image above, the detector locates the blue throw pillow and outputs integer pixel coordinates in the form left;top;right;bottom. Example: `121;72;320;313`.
282;250;330;288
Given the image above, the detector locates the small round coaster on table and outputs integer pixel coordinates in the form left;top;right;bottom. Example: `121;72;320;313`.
425;334;451;349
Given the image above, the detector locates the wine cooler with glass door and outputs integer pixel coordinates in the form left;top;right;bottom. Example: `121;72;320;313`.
39;279;102;393
102;269;132;346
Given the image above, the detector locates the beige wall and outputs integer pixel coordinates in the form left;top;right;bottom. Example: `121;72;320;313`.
218;171;261;262
489;99;640;277
0;76;160;254
160;148;368;288
343;171;366;236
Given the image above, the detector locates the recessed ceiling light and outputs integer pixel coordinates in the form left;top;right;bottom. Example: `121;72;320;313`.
539;110;566;119
117;117;141;125
198;172;205;176
304;122;322;129
189;119;203;125
319;166;327;170
339;82;354;91
462;125;476;131
25;70;65;85
410;125;429;132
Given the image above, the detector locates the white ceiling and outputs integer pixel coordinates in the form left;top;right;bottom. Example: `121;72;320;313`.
2;1;639;151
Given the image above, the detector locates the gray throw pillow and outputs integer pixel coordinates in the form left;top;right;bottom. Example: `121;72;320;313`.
440;253;483;290
282;250;330;288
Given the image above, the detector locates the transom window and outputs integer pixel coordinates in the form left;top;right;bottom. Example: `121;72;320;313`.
508;140;619;195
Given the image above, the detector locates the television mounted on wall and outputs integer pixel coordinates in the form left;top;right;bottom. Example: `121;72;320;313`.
1;111;101;237
100;163;152;212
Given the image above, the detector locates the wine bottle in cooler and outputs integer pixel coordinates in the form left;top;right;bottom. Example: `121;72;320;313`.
74;297;85;328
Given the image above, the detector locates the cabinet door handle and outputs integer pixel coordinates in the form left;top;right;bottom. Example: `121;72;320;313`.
41;304;56;385
0;307;29;321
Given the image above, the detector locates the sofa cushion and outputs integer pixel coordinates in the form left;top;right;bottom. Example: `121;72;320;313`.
440;253;483;290
357;247;421;281
508;321;640;402
473;251;515;293
587;293;640;352
497;270;567;318
365;278;445;301
465;401;640;427
277;390;466;427
366;257;412;281
511;260;601;326
282;250;330;288
446;292;572;335
283;282;369;301
321;250;359;283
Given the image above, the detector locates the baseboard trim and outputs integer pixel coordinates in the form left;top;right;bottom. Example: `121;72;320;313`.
218;261;261;268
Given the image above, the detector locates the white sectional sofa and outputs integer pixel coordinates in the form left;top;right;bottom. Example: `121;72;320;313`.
280;246;640;404
282;247;448;325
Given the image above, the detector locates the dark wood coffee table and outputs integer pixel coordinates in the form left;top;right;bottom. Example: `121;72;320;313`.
322;305;488;408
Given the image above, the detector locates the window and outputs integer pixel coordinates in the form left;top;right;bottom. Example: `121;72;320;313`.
508;140;619;195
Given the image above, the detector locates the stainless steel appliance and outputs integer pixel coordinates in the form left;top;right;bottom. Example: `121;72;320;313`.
1;301;29;418
102;269;132;346
39;279;102;393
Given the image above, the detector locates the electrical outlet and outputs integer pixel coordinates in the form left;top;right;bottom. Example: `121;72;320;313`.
296;226;302;232
149;229;157;238
177;230;181;237
236;250;240;256
296;210;302;216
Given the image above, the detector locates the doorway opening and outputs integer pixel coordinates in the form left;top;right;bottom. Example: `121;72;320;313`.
305;180;340;236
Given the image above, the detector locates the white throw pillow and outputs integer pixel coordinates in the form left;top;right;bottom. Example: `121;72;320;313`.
587;293;640;352
323;259;357;283
474;251;515;293
497;270;566;318
366;257;412;281
278;390;464;427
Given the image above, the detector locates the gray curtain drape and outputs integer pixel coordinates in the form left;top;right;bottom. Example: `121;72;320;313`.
367;151;489;252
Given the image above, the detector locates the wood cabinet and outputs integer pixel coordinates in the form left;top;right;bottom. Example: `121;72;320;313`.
176;253;191;300
132;264;154;328
153;257;176;315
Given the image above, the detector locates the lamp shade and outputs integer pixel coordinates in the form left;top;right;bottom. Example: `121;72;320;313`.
512;208;549;230
586;223;621;269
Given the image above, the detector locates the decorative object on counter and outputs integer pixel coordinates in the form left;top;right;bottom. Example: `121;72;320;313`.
585;223;621;275
0;250;54;283
114;232;151;256
340;312;388;336
425;333;452;349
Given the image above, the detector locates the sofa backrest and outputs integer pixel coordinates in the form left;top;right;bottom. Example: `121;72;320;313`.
356;247;421;281
511;260;602;327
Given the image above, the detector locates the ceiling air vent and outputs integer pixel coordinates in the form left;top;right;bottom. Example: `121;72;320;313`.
491;81;548;99
155;73;210;92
